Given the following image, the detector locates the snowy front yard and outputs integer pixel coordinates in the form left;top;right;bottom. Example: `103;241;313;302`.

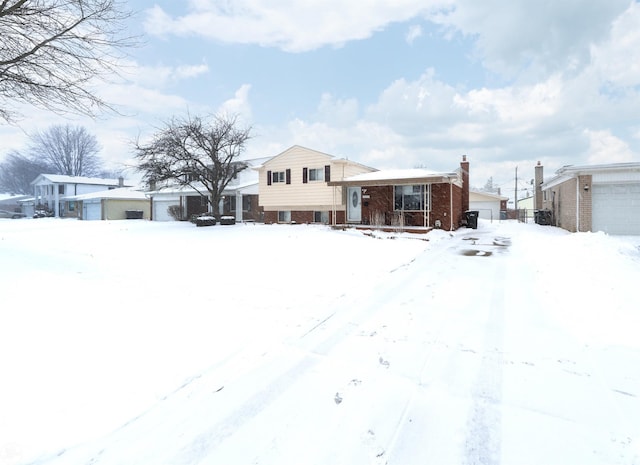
1;219;639;465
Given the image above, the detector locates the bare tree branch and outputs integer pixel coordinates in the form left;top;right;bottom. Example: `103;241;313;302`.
134;114;252;218
0;0;137;123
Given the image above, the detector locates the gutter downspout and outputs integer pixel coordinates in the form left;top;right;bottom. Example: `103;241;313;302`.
449;178;453;231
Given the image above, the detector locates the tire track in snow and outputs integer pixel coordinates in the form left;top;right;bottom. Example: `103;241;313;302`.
463;258;506;465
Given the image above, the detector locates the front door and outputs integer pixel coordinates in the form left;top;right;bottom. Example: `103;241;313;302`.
347;186;362;222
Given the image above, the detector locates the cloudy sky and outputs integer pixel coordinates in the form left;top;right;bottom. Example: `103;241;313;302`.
2;0;639;198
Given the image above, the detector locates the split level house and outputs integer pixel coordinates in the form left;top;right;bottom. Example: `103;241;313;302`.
536;161;640;235
258;145;472;231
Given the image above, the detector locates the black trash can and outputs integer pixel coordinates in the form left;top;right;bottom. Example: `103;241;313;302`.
125;210;144;219
534;209;552;225
465;210;479;229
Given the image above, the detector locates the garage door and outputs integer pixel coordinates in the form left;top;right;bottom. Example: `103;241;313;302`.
153;200;178;221
83;202;101;221
592;183;640;235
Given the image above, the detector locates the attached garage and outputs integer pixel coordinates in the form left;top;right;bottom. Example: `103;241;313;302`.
83;200;102;220
153;199;178;221
592;183;640;235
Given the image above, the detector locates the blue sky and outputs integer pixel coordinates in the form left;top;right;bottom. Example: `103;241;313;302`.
2;0;640;199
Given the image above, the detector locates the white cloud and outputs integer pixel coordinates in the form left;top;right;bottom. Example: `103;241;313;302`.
143;1;451;52
218;84;253;121
316;93;359;126
430;0;630;79
405;25;423;45
584;129;635;165
590;2;640;88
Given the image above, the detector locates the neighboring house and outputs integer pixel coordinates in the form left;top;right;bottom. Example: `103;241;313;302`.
328;156;470;231
30;174;131;218
67;188;150;220
516;195;534;221
540;162;640;235
147;158;267;222
470;189;508;221
257;145;376;224
0;194;31;214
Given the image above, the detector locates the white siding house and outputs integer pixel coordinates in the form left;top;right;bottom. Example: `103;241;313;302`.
30;174;131;218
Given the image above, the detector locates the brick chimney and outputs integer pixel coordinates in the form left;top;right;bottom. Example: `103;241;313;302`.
534;161;543;210
461;154;470;212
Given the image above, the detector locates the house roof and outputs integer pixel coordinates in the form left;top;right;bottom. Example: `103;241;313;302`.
542;162;640;189
261;145;335;167
31;174;132;187
469;189;508;201
67;187;148;201
328;168;459;187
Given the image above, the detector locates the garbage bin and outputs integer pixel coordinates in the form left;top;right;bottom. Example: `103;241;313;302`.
125;210;144;219
534;209;552;225
465;210;479;229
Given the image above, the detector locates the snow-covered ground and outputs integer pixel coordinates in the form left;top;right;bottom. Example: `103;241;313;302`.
1;218;639;465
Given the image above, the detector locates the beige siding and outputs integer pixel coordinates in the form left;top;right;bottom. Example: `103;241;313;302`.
103;199;151;220
259;146;374;210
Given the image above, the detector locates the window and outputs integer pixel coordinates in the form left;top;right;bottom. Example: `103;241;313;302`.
68;201;75;212
200;195;209;207
309;168;324;181
278;211;291;223
303;165;330;183
313;211;329;223
272;171;286;183
58;184;65;195
394;185;429;211
242;195;251;212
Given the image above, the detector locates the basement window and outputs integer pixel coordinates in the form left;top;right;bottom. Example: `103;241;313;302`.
278;211;291;223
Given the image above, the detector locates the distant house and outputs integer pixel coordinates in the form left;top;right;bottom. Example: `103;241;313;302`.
67;187;150;220
328;156;471;231
469;189;508;221
30;174;132;218
539;162;640;235
0;194;31;214
257;145;376;224
147;158;267;222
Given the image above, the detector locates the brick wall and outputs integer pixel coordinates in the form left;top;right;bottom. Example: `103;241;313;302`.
543;175;592;232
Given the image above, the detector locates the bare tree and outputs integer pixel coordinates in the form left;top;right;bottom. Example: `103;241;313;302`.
29;124;104;176
0;0;135;123
135;114;252;218
0;151;54;194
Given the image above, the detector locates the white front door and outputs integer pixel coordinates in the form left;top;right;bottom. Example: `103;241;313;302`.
347;187;362;222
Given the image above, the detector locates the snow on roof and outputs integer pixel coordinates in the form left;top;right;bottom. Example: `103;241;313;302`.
345;168;443;182
469;189;508;201
32;174;132;186
334;168;459;186
68;187;148;201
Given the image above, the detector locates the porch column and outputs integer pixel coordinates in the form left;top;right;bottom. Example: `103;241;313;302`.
54;184;60;217
235;191;243;222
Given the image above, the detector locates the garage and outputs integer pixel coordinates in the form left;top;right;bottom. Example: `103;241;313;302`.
153;199;178;221
592;183;640;235
83;201;102;221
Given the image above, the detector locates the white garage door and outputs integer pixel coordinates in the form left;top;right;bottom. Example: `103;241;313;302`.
154;200;178;221
83;202;101;221
592;183;640;235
